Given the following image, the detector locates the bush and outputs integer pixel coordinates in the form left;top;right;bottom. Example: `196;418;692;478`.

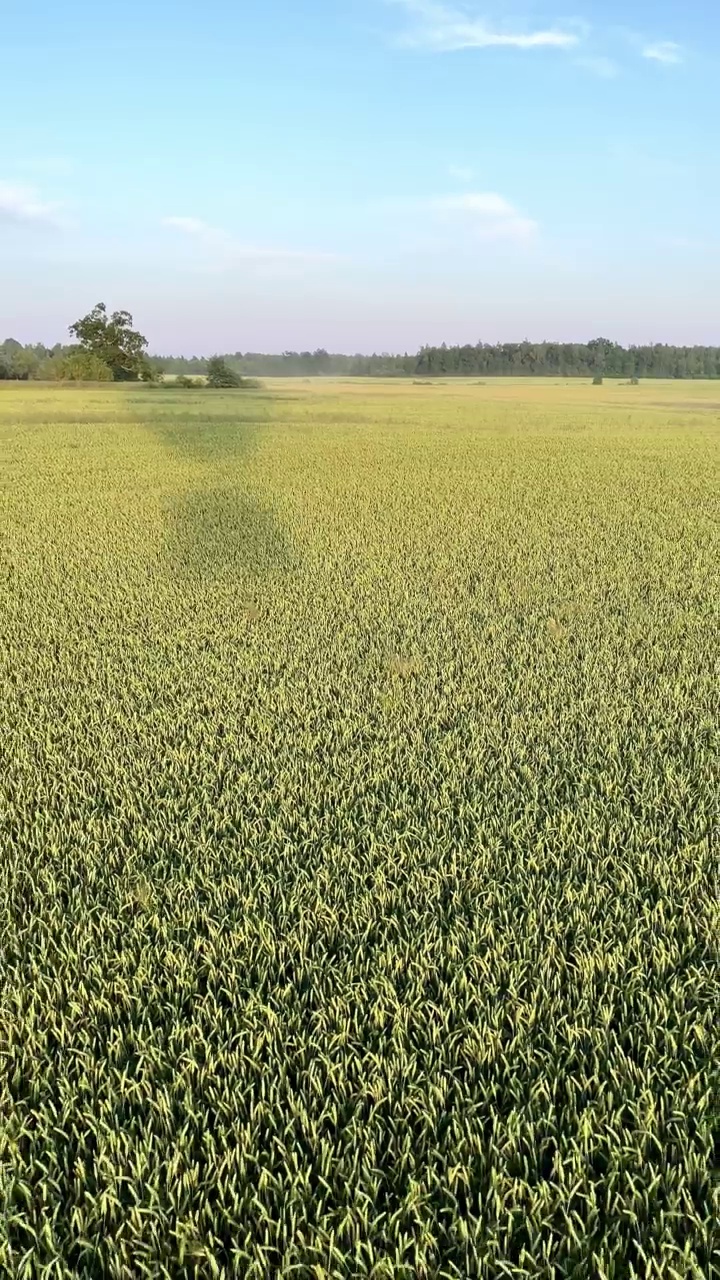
630;376;640;385
592;374;604;386
55;351;113;382
206;356;244;388
156;373;258;391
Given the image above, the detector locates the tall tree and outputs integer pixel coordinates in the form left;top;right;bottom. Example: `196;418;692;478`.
69;303;149;381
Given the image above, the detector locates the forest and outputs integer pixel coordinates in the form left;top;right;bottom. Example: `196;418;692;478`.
3;335;720;380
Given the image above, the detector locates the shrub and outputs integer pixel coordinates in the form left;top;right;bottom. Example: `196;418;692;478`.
206;356;245;388
592;374;604;386
55;351;113;382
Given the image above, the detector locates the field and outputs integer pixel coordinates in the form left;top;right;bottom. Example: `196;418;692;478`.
1;378;718;1278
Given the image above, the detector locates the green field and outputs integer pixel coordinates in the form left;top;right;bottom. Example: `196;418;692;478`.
1;379;718;1278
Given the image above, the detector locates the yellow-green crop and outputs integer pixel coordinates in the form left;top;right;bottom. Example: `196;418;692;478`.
1;379;718;1277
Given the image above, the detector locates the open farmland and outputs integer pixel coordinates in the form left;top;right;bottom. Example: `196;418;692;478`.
0;378;718;1278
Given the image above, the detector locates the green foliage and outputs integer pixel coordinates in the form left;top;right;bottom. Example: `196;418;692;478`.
592;373;604;385
5;348;37;380
149;338;720;380
55;349;114;381
0;381;718;1277
4;333;720;382
69;302;149;381
206;355;245;387
0;340;51;380
415;340;720;379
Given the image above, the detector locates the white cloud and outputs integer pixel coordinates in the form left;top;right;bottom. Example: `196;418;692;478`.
389;0;579;51
642;40;683;64
0;182;60;226
431;192;538;239
162;216;339;264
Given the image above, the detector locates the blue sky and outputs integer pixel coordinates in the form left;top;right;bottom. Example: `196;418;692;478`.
1;0;718;353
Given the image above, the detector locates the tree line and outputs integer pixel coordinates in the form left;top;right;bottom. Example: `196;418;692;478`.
414;338;720;379
3;317;720;381
141;341;720;379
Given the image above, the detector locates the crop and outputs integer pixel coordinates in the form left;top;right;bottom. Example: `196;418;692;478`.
1;380;718;1277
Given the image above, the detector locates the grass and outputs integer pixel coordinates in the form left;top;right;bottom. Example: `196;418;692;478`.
0;378;718;1278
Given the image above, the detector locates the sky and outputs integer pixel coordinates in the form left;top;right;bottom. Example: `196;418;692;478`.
1;0;718;353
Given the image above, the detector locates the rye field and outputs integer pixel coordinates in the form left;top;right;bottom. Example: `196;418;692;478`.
0;378;718;1278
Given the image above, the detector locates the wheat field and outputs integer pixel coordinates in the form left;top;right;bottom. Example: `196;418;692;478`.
1;379;718;1278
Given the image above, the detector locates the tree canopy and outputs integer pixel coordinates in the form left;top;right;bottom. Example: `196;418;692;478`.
68;303;150;381
206;356;245;388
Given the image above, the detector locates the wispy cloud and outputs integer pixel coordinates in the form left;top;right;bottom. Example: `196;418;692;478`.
431;192;538;239
642;40;683;65
389;0;579;52
162;216;339;264
0;182;61;226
